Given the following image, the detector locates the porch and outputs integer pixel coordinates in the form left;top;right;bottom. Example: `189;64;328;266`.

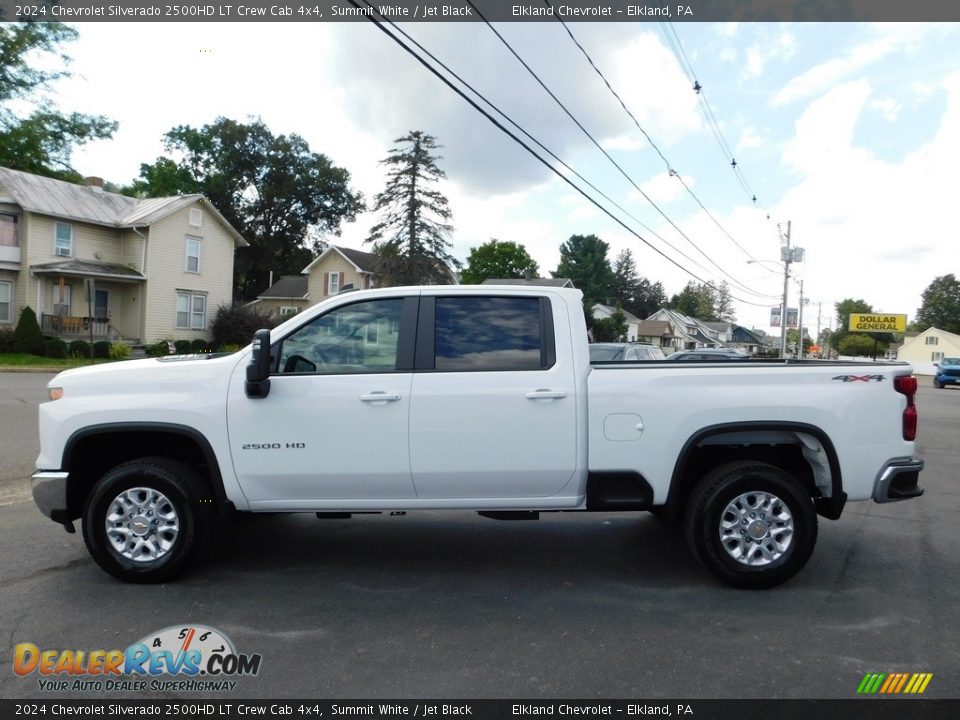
40;314;113;340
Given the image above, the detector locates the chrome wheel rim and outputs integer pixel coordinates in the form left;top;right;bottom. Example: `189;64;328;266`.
105;487;180;563
719;491;794;566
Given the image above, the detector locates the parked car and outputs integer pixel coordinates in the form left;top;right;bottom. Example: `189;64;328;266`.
933;357;960;388
589;342;666;362
667;349;752;361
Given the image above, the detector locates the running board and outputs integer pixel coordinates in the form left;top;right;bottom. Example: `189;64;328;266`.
477;511;540;521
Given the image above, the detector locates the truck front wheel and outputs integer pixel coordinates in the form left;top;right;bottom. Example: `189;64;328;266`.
82;457;214;583
685;461;818;589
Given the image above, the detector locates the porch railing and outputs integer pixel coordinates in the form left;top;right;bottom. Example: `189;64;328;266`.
41;314;111;339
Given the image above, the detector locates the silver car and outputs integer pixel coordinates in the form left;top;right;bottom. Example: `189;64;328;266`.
589;342;666;362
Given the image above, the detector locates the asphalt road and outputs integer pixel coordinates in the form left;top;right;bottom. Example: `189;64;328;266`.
1;372;958;700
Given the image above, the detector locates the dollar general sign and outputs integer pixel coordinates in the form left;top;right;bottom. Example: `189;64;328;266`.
848;314;907;332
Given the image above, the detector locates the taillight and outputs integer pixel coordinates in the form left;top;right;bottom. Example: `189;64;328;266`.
894;375;918;441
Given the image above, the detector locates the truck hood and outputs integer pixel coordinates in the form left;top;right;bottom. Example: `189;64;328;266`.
49;352;247;391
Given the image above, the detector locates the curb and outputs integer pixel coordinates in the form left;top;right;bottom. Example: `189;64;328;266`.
0;367;64;373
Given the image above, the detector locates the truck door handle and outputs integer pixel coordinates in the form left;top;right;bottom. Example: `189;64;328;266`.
525;389;567;400
359;392;401;403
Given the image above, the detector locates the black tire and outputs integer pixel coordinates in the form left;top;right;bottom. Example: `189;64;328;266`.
933;379;943;389
685;460;818;589
82;457;215;583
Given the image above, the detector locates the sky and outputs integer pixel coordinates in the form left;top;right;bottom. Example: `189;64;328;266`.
41;19;960;334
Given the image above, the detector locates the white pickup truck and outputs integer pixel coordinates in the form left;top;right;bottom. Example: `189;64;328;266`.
32;285;924;588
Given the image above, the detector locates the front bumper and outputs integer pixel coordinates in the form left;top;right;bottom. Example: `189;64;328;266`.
31;471;75;533
872;458;924;503
935;374;959;386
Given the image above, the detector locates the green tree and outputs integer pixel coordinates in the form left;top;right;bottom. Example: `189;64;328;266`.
0;24;117;180
12;306;44;355
608;249;667;319
831;298;873;350
715;281;736;322
365;131;458;285
128;117;364;300
592;307;629;342
838;333;880;358
915;274;960;334
461;239;538;284
669;281;718;320
554;234;614;304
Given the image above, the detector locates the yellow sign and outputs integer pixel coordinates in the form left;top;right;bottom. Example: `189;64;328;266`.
849;313;907;332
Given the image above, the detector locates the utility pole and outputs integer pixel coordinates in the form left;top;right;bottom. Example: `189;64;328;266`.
797;279;805;359
816;302;822;359
779;221;792;359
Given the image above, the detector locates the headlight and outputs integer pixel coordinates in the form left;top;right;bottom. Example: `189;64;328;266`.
48;387;64;401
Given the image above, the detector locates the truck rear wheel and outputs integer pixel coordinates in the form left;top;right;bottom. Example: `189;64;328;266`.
82;457;214;583
685;460;818;589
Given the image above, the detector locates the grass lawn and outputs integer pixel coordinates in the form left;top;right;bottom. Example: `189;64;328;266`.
0;353;114;368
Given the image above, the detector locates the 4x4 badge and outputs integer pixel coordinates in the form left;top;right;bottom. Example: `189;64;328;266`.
833;374;884;382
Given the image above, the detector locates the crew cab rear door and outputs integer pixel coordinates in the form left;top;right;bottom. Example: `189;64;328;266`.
408;292;577;499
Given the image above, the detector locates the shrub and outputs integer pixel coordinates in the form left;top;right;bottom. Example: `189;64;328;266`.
12;306;45;355
211;303;278;348
0;326;13;353
174;339;192;354
108;341;131;360
191;339;208;353
218;343;242;353
93;341;112;359
44;339;68;359
145;340;172;357
69;340;91;358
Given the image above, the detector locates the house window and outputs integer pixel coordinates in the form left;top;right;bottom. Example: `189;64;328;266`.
52;284;72;316
279;306;299;317
176;291;207;330
0;281;11;322
185;236;202;273
926;336;939;345
328;272;340;295
0;214;17;247
933;352;944;362
189;208;203;227
54;223;73;256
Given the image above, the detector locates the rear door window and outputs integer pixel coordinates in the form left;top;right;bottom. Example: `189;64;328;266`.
432;297;548;371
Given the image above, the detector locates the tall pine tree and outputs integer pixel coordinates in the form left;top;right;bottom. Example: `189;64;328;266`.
366;131;458;285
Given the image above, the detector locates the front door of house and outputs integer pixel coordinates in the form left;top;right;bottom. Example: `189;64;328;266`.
94;290;108;320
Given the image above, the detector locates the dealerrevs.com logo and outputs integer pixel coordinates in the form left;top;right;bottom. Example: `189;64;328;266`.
13;625;262;693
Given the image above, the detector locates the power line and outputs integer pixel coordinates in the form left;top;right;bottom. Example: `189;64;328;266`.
659;22;763;209
367;18;735;285
347;0;777;308
544;2;779;276
463;0;779;301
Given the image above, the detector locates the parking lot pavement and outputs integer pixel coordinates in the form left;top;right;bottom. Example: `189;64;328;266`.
1;372;958;699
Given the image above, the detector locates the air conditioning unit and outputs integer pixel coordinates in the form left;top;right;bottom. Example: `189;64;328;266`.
55;247;71;257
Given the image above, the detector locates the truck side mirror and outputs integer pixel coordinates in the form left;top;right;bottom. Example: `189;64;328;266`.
245;329;272;399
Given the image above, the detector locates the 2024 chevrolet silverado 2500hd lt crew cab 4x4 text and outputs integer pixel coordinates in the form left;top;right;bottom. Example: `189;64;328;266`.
31;286;924;588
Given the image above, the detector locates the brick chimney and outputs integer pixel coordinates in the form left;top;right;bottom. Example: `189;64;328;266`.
84;176;104;194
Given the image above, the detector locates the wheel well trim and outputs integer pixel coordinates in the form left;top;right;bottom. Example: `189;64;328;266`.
667;421;843;506
62;422;229;509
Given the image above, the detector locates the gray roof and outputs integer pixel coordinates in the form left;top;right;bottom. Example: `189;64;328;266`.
0;167;246;246
30;259;146;281
336;246;379;273
480;278;574;287
259;275;309;299
302;244;380;274
593;302;642;324
635;320;675;337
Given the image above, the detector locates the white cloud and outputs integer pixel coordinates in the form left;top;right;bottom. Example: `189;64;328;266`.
737;127;765;151
627;172;693;205
773;25;928;106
